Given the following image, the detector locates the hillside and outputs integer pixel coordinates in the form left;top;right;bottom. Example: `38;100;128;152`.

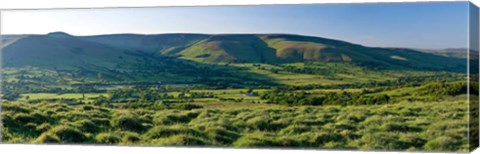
82;33;209;56
1;32;468;73
2;32;144;70
414;48;473;59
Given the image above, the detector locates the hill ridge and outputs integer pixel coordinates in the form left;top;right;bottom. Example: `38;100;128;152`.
1;32;468;72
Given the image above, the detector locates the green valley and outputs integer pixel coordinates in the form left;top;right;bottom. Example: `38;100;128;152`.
0;32;475;152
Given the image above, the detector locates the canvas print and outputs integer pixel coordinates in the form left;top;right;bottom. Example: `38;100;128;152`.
0;1;479;153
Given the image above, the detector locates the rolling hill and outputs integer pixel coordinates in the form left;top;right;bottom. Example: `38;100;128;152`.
1;32;468;73
1;32;143;70
82;33;209;56
414;48;472;59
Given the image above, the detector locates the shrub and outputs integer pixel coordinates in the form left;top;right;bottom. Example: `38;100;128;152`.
204;127;240;145
279;124;311;135
72;119;100;133
91;118;111;126
82;105;95;111
332;120;356;131
271;136;302;147
145;125;205;140
381;122;420;132
322;141;345;149
55;110;89;121
95;133;121;144
35;126;87;143
334;111;368;123
2;103;30;113
13;112;48;124
169;103;203;110
34;132;61;143
111;115;145;132
312;132;344;145
232;133;276;147
294;118;325;126
245;116;271;131
151;134;209;146
121;132;141;143
1;112;15;128
339;129;360;141
424;136;458;151
398;133;426;149
154;112;198;125
36;123;52;133
269;118;292;131
356;133;404;150
1;127;12;141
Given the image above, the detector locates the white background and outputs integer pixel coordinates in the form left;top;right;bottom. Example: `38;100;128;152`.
0;0;479;154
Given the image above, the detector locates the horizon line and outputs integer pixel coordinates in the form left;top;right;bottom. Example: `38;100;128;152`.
0;31;468;50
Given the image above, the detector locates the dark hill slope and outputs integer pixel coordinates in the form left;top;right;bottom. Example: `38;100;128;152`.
2;33;144;70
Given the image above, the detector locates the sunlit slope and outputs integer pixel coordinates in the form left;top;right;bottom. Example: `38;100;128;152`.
175;34;466;72
176;35;279;63
259;34;466;72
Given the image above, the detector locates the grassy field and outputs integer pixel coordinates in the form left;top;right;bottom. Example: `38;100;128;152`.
0;62;471;152
0;31;475;153
1;98;468;152
231;63;348;86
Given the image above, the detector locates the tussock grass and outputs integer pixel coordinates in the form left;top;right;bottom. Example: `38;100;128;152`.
1;100;469;152
35;125;88;143
95;133;121;144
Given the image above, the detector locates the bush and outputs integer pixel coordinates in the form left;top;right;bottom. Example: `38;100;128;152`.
72;119;100;133
204;127;240;145
121;132;141;143
34;132;61;143
381;122;420;132
36;123;52;133
356;133;405;150
245;116;271;131
2;103;30;113
35;126;87;143
145;125;205;140
232;133;276;147
153;112;199;125
271;136;302;147
279;124;311;135
169;103;203;110
95;133;121;144
151;134;209;146
111;115;145;132
82;105;95;111
322;141;345;149
312;132;344;145
398;133;426;149
269;118;292;131
13;112;48;124
91;118;111;126
424;136;458;151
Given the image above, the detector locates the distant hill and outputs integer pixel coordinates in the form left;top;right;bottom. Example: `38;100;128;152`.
1;32;143;70
1;32;468;72
413;48;477;59
82;33;209;56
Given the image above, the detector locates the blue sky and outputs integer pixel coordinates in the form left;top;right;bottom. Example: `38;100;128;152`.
1;2;470;49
